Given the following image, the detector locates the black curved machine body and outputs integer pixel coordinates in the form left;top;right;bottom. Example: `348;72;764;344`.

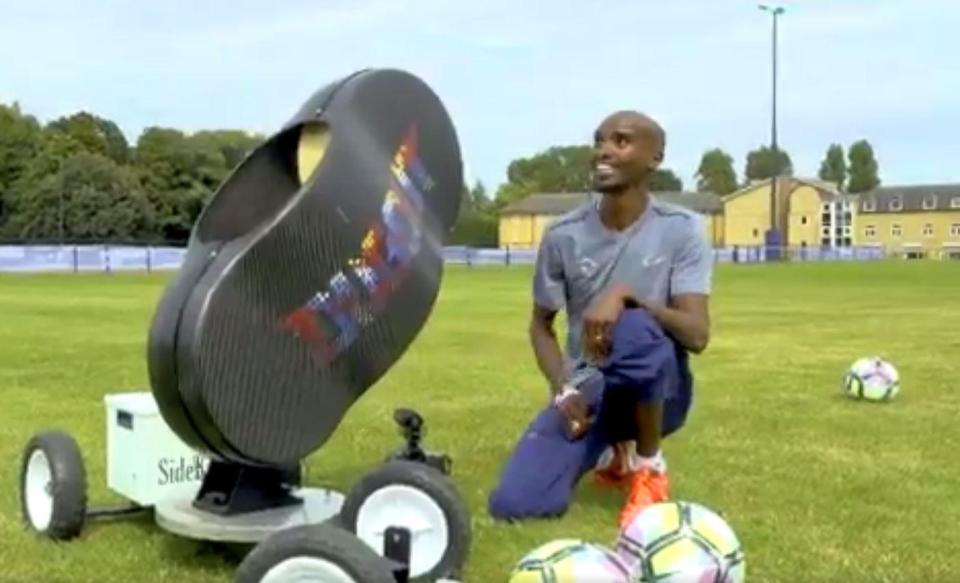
148;69;462;468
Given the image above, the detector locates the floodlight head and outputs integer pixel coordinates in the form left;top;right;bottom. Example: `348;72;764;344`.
147;68;463;467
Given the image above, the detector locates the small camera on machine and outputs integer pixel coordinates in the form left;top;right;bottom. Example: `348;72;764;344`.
386;407;453;475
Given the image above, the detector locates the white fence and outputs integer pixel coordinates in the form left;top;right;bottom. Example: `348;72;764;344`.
443;245;889;265
0;243;893;273
0;244;186;273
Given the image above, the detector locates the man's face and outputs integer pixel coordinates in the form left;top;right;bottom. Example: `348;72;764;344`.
591;113;663;193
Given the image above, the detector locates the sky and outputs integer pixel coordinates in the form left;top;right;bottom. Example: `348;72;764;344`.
1;0;958;195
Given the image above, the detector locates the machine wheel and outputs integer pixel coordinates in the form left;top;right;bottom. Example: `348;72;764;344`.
19;430;87;540
234;522;396;583
338;460;471;582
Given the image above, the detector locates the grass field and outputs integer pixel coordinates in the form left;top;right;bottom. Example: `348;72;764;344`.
1;260;959;582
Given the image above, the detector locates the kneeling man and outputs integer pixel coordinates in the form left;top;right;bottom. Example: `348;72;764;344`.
488;110;714;529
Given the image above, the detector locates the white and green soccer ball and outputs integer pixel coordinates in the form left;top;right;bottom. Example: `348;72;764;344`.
843;356;900;402
508;538;631;582
615;501;745;583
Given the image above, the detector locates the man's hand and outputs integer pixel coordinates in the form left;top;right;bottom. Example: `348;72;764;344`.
554;385;590;439
582;284;634;362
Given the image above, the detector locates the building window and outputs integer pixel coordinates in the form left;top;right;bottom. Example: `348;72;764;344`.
863;199;876;211
891;224;902;238
951;197;960;209
889;197;903;211
923;195;938;210
752;228;759;238
923;224;934;237
801;216;808;225
842;237;852;247
952;223;960;238
865;225;876;238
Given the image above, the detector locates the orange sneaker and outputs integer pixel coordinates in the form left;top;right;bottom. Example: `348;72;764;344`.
618;467;670;530
593;442;631;489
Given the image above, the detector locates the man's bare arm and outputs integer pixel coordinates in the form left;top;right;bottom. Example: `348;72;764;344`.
608;284;711;354
648;293;710;354
529;304;568;395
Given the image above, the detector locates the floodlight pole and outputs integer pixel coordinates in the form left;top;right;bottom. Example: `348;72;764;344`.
759;4;785;254
58;190;64;246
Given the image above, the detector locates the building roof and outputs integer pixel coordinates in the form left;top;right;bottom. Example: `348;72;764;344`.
499;191;723;216
722;177;842;202
857;184;960;213
794;177;842;193
655;191;724;213
499;192;592;215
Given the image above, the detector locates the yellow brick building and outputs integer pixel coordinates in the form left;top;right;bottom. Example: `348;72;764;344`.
718;179;960;258
721;177;856;249
855;185;960;259
498;191;724;249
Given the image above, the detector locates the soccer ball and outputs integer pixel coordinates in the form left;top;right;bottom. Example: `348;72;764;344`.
508;538;632;582
843;356;900;402
615;501;745;583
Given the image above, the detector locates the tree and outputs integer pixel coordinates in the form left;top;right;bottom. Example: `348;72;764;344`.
450;181;497;246
506;145;594;193
0;103;43;227
133;127;233;241
744;145;793;182
460;180;491;214
695;148;737;194
2;152;154;241
846;140;880;193
191;129;264;170
2;121;89;237
18;127;87;181
471;180;490;207
818;144;847;191
47;111;130;164
650;169;683;191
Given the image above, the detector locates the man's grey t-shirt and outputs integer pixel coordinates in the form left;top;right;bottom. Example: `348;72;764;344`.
533;194;714;376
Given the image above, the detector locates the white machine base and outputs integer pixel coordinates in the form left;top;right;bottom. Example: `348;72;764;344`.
154;487;345;544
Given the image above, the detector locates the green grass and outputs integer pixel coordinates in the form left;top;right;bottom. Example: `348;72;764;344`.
2;260;959;582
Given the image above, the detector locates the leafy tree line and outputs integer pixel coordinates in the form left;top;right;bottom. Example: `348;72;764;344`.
696;140;880;195
0;102;263;244
485;139;880;214
0;101;882;248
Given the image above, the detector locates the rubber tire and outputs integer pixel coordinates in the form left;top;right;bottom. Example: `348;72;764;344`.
19;430;87;541
234;522;397;583
338;460;471;582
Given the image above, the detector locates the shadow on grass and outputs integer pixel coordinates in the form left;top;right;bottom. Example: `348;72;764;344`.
159;535;253;573
105;461;386;577
572;482;625;512
80;503;156;537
